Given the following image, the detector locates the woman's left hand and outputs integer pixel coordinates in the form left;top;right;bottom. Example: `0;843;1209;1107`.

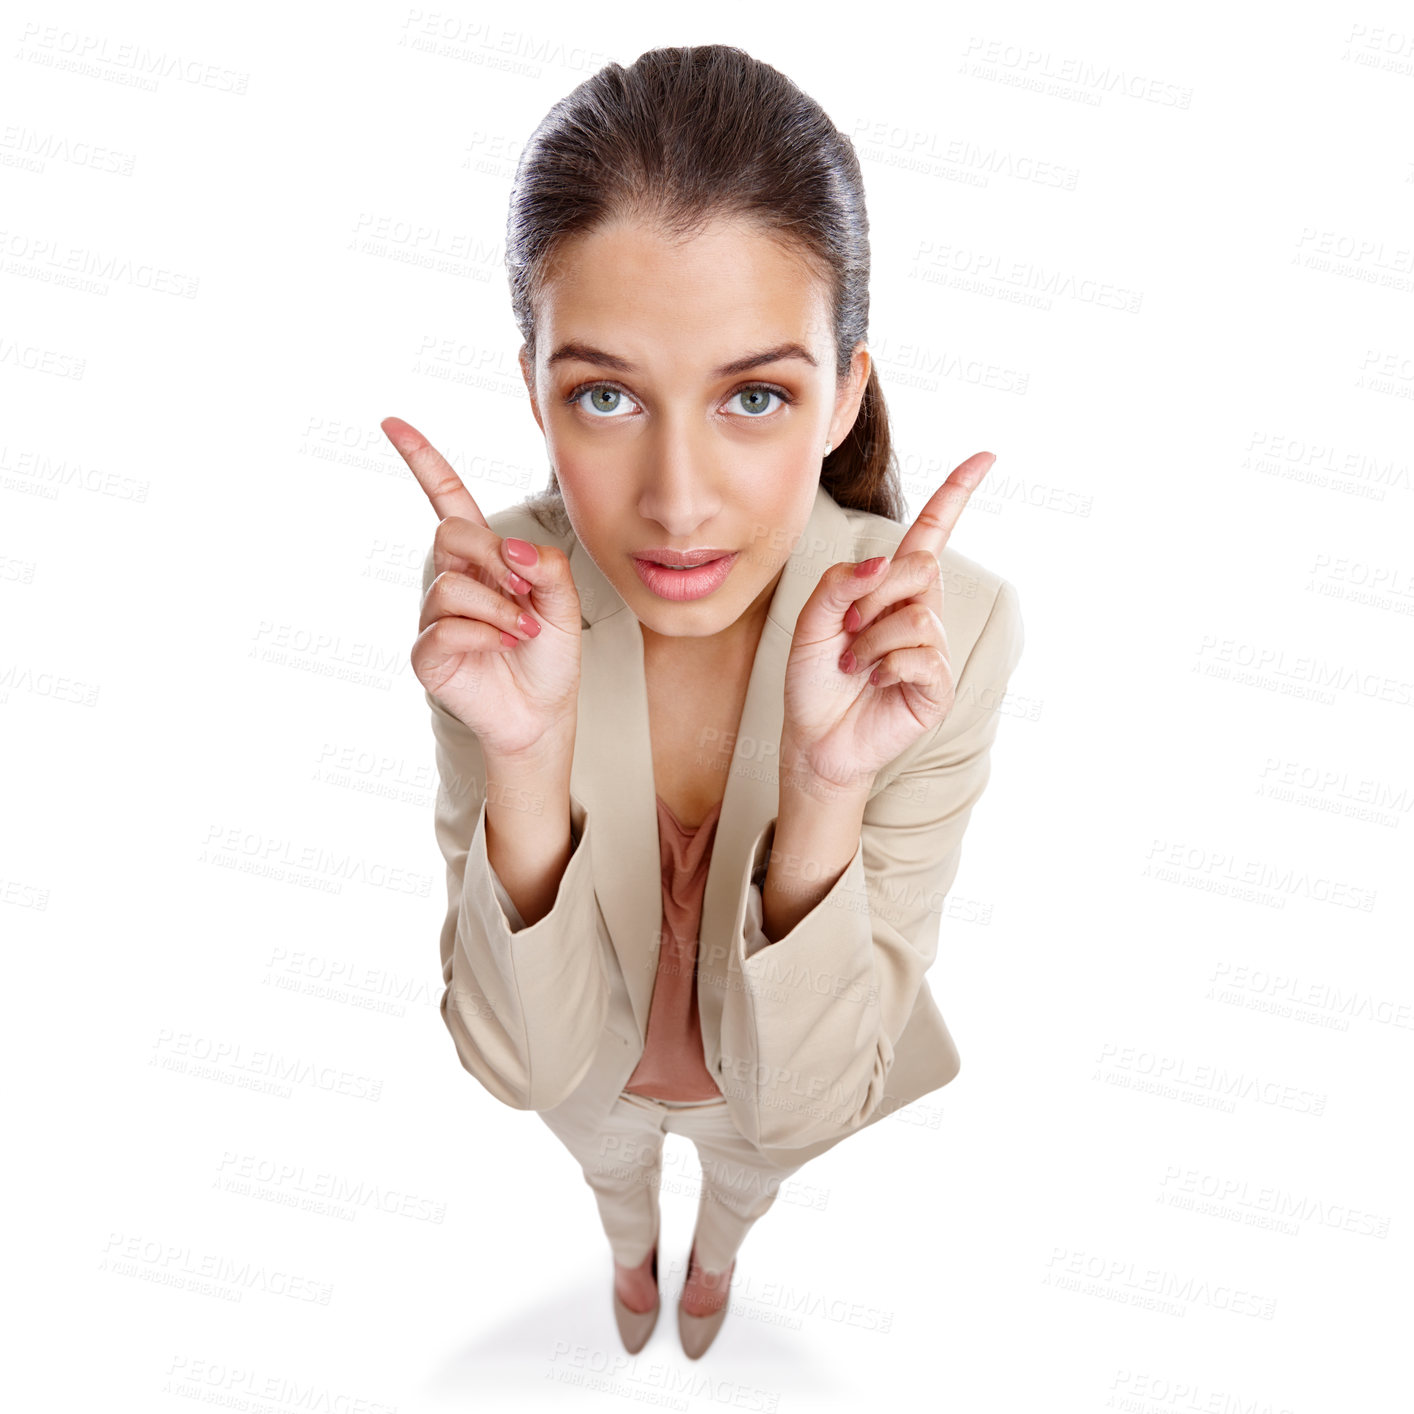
781;451;995;795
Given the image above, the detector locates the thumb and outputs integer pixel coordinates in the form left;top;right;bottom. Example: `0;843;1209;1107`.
798;556;889;639
499;536;581;633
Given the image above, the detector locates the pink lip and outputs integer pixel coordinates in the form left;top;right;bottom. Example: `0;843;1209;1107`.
631;552;738;602
633;547;734;567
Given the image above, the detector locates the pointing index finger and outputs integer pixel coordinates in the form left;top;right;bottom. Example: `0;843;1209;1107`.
381;415;486;527
895;450;995;564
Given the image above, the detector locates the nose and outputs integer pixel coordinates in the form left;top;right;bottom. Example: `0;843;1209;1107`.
634;419;721;536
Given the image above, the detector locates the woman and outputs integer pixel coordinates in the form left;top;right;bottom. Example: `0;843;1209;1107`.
383;44;1025;1360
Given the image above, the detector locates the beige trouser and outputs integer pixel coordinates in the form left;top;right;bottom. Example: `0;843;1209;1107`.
537;1087;808;1276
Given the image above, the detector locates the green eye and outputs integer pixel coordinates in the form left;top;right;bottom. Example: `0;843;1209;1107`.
573;385;639;417
733;386;783;415
564;381;793;419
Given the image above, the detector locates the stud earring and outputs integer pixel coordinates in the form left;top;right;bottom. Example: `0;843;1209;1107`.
824;441;832;457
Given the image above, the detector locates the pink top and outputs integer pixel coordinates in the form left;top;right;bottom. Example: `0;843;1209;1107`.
622;794;726;1102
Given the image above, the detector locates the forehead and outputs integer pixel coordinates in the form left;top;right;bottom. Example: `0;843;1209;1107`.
535;215;834;364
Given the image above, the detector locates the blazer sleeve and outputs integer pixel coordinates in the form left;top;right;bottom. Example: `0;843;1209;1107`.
717;576;1026;1150
421;551;612;1114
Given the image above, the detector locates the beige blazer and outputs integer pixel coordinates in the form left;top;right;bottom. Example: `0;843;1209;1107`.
420;482;1024;1167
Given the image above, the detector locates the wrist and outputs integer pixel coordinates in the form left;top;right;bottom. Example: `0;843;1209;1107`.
484;721;576;778
778;735;875;805
760;766;869;943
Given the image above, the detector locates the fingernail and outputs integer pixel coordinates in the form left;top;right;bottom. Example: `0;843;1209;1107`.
504;537;537;565
855;556;885;577
839;649;856;674
844;603;861;633
517;612;541;638
507;570;532;594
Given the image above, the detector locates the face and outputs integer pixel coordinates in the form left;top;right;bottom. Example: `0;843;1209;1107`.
518;214;869;650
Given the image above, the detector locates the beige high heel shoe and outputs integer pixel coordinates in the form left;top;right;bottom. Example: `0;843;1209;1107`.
677;1239;735;1360
612;1235;660;1354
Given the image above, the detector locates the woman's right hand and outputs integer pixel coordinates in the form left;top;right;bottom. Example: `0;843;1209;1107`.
383;416;582;762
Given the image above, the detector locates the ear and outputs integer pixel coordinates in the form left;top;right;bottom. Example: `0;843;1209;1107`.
828;341;871;449
518;342;544;434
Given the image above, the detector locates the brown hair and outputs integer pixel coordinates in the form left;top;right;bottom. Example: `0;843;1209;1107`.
505;43;905;536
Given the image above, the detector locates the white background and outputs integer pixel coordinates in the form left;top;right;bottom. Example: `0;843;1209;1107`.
4;2;1410;1410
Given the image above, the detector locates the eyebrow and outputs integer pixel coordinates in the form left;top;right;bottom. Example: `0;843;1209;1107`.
546;339;819;378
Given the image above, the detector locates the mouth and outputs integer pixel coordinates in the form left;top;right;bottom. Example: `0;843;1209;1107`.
632;548;734;568
630;550;739;602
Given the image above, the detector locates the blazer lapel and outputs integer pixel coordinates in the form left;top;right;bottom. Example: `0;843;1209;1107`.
567;485;853;1057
